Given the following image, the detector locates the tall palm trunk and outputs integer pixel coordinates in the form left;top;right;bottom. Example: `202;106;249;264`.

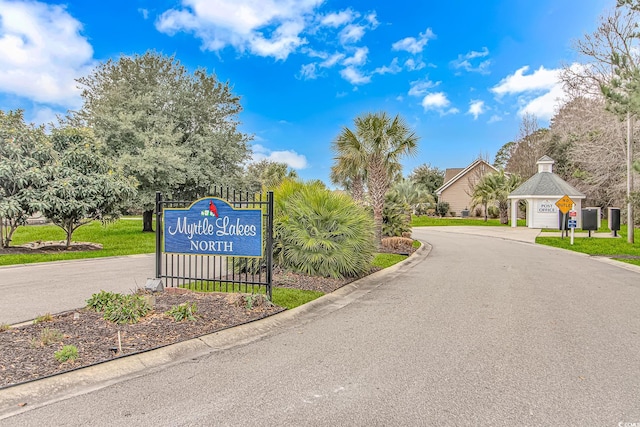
351;176;365;204
368;160;388;246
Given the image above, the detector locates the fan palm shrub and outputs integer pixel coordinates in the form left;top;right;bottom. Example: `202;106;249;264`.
273;179;375;278
383;191;411;237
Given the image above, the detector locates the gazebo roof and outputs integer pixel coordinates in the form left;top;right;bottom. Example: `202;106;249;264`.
509;172;585;198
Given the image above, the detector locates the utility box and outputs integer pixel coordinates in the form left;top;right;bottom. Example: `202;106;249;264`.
582;208;598;231
461;209;469;218
584;206;601;229
608;207;621;235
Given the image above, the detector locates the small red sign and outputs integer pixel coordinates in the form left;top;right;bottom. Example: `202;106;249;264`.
569;211;577;217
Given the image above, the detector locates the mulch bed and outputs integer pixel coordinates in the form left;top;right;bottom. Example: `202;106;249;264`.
0;291;284;388
0;243;413;388
0;269;362;389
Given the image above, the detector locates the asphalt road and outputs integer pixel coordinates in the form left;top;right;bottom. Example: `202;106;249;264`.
2;228;639;426
0;255;154;324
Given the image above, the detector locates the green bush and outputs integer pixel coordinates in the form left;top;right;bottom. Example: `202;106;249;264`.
55;345;78;363
383;192;411;237
436;202;450;217
86;290;123;312
87;291;151;324
103;294;151;324
273;179;376;278
166;302;198;321
487;205;499;218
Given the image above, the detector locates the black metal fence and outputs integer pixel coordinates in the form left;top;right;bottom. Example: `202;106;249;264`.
155;188;274;299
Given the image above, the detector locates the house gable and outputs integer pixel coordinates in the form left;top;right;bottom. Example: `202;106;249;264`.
436;159;498;216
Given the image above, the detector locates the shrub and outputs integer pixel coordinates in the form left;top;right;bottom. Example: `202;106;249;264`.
436;202;450;217
383;192;411;237
87;291;150;324
380;237;414;254
103;294;151;324
55;345;78;363
474;207;483;217
487;205;499;218
86;290;123;312
166;302;198;321
273;179;375;278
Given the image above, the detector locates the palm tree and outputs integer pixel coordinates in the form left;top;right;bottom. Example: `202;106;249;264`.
330;143;366;203
331;112;419;244
470;177;493;221
389;179;435;222
471;170;521;224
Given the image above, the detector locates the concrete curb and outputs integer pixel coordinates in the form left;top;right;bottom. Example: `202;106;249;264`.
0;242;431;420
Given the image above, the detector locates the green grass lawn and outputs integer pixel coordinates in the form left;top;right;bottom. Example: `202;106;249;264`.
0;219;155;266
411;216;526;227
536;225;640;266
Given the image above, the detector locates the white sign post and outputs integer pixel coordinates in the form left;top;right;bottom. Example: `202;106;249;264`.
568;206;577;245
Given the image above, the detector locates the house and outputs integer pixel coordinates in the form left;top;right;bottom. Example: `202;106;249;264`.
435;159;498;216
508;156;586;228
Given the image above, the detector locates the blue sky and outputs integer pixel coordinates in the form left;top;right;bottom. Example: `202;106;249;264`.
0;0;611;184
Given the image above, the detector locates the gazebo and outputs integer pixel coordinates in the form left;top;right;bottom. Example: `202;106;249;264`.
508;156;586;229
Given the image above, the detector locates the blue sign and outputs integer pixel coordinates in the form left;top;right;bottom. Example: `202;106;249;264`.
568;219;577;229
164;198;263;257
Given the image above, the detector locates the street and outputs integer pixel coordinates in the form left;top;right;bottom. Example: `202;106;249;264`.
2;228;639;426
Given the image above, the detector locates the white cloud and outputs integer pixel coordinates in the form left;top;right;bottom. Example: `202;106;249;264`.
321;10;356;27
252;144;308;169
408;78;440;97
420;92;459;115
157;0;323;60
405;58;426;71
519;83;566;119
320;52;345;68
374;58;401;75
138;8;149;20
339;24;366;44
488;114;503;124
451;47;490;74
421;92;449;109
468;100;485;120
492;65;567;120
392;28;435;54
340;66;370;85
298;63;318;80
0;0;95;108
365;12;378;27
342;47;368;66
491;65;558;96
